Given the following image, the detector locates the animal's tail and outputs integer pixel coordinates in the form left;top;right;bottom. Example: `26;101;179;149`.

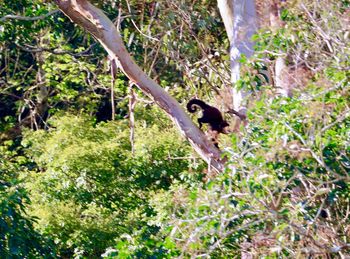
227;108;247;121
187;99;209;113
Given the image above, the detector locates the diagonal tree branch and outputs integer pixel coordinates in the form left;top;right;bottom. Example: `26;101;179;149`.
54;0;225;173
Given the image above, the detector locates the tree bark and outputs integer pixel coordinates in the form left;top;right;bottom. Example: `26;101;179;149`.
270;0;291;97
19;35;49;130
34;50;49;129
218;0;257;114
54;0;225;173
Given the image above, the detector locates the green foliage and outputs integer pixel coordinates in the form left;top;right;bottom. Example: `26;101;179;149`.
1;0;349;257
145;82;349;257
0;1;56;42
21;113;193;257
122;1;350;257
0;143;55;258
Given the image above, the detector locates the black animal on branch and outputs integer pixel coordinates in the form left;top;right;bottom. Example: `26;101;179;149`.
187;99;230;148
187;99;230;133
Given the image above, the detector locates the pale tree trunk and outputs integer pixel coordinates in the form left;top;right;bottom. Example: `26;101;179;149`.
20;36;49;130
34;52;49;129
54;0;225;173
270;0;290;97
217;0;257;115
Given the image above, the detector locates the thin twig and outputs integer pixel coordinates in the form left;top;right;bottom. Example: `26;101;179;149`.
15;42;97;57
0;10;59;22
284;122;348;180
124;0;159;42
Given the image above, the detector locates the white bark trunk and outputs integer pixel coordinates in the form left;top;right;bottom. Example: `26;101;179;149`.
275;56;290;97
218;0;257;114
55;0;225;173
270;0;290;97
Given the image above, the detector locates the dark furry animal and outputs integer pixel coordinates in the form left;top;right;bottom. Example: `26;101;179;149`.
187;99;230;133
187;99;230;148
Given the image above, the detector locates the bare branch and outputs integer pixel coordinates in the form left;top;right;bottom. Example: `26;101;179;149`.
284;122;349;180
124;0;159;42
0;10;59;22
15;42;97;57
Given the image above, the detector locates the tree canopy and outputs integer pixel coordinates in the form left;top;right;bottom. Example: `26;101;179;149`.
0;0;349;257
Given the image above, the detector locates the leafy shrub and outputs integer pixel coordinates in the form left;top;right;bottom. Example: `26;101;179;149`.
0;143;55;258
21;113;194;257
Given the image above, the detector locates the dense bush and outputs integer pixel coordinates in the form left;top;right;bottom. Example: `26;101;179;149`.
21;112;194;257
0;143;55;258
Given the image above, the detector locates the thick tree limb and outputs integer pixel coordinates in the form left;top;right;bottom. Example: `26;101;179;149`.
54;0;225;173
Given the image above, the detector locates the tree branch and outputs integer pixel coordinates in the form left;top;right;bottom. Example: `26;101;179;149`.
15;42;97;57
54;0;225;173
0;10;59;22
